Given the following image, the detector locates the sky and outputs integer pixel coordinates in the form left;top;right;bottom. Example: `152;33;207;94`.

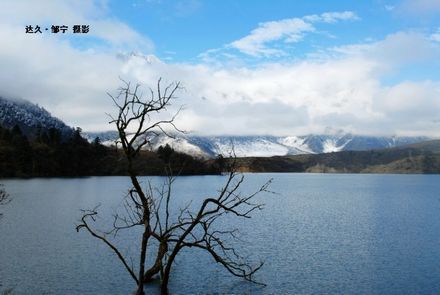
0;0;439;136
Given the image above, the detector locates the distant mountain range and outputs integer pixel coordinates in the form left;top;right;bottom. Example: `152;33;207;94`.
230;139;440;174
0;96;435;159
84;131;430;158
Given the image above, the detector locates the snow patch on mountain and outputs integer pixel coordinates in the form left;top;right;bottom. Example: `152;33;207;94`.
2;95;431;158
83;131;119;146
0;96;73;138
151;136;208;158
322;138;352;153
82;132;432;158
211;137;288;157
277;136;314;154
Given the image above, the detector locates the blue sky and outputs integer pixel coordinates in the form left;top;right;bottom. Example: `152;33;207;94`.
105;0;436;62
0;0;440;136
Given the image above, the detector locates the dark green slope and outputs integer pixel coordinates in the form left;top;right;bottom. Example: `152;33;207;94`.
232;139;440;174
0;125;221;178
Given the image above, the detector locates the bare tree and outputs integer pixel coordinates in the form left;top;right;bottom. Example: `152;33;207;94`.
76;79;271;295
0;184;9;220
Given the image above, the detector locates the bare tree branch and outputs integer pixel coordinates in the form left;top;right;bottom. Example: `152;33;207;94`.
76;207;139;284
0;184;10;220
78;78;270;295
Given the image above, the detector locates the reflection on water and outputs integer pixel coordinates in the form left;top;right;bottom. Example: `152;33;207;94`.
1;174;440;294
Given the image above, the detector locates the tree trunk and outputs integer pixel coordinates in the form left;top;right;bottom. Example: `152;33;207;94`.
136;217;151;295
160;249;179;295
143;240;168;283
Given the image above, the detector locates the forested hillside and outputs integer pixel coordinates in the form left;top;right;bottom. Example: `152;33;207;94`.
0;97;73;139
230;141;440;174
0;124;221;177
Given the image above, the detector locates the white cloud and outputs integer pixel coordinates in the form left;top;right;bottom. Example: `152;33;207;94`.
0;0;153;131
230;18;314;57
378;81;440;115
304;11;360;23
431;28;440;42
0;2;439;137
385;5;395;11
229;11;359;57
120;33;440;136
0;0;154;51
397;0;440;14
373;81;440;136
332;31;439;69
0;24;124;130
1;26;440;136
91;20;153;50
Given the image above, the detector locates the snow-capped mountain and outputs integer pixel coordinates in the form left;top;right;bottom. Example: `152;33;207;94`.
0;96;73;139
1;95;430;157
83;130;119;146
186;135;430;157
84;131;430;158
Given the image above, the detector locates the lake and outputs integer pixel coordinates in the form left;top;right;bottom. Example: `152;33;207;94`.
1;174;440;294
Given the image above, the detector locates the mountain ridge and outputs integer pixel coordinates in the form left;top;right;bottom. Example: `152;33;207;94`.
0;95;434;159
229;139;440;174
84;131;431;158
0;96;73;139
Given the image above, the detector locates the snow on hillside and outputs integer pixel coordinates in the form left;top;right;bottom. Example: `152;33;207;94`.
151;135;208;158
82;132;432;158
83;131;119;146
210;137;288;157
322;138;353;153
277;136;314;154
1;95;430;158
0;96;73;138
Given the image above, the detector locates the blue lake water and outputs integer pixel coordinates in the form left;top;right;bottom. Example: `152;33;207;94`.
1;174;440;294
